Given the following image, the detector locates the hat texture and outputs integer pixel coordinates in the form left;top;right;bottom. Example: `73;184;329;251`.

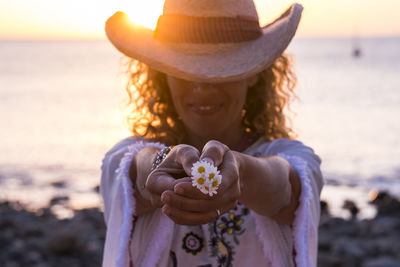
105;0;303;82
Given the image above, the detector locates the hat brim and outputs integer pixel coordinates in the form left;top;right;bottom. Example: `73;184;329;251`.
105;3;303;83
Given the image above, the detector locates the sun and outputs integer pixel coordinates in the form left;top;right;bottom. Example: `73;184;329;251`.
122;0;164;30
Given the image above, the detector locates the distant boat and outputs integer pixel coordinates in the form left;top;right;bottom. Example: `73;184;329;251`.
352;31;362;58
352;46;362;58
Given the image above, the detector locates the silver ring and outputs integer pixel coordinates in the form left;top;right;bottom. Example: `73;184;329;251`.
216;209;221;217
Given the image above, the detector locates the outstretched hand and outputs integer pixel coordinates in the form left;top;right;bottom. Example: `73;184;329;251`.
145;144;200;207
146;140;242;225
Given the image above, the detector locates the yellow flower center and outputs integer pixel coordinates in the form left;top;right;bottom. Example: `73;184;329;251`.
198;166;205;173
212;180;219;188
208;173;215;180
197;177;205;185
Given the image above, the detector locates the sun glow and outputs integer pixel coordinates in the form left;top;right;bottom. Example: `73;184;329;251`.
122;0;164;30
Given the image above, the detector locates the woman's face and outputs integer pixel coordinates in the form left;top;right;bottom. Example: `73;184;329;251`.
167;75;254;140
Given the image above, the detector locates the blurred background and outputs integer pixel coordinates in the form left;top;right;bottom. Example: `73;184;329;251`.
0;0;399;266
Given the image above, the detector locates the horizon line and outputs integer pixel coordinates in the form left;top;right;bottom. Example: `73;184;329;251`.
1;34;400;42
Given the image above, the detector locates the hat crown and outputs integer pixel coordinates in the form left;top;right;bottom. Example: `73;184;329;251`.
163;0;259;20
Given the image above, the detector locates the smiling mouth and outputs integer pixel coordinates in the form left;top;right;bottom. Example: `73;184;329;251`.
188;103;223;115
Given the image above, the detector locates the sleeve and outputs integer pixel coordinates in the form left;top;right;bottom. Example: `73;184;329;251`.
100;137;165;267
262;138;323;267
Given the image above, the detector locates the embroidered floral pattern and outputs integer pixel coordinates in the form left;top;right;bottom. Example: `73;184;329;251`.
182;232;204;255
208;204;250;267
218;213;244;235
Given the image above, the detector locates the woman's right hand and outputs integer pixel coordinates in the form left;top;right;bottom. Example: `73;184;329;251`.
145;144;200;207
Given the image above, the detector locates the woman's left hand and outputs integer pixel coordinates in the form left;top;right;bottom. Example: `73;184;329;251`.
160;140;242;225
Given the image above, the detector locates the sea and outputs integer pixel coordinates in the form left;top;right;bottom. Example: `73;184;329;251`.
0;37;399;218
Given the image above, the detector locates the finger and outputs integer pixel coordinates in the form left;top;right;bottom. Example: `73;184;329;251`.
155;165;187;180
174;173;238;201
146;172;177;195
152;145;199;178
200;140;229;167
173;145;200;176
148;180;191;208
173;181;211;200
170;180;240;211
161;190;220;213
217;151;240;193
162;204;218;225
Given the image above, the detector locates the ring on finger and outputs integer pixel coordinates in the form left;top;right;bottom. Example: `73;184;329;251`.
216;209;221;217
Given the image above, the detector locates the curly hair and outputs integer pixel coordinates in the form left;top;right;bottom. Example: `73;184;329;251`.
122;54;297;146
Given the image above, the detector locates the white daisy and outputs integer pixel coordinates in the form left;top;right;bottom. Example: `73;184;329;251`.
191;160;222;196
205;168;220;181
191;161;208;178
191;160;215;178
192;176;206;188
205;184;219;196
209;174;222;188
199;185;210;195
205;174;221;196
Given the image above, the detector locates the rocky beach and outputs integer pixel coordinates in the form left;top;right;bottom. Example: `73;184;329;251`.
0;200;105;267
1;191;400;267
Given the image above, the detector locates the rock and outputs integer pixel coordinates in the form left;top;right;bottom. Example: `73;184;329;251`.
25;239;46;254
318;231;334;251
362;257;400;267
342;199;359;219
0;201;105;266
47;230;79;255
50;180;67;188
93;185;100;193
356;219;372;236
6;240;24;260
23;222;44;238
25;250;42;264
32;263;51;267
373;236;400;256
49;195;69;206
369;191;400;217
320;200;332;225
0;217;16;229
318;252;345;266
320;200;329;215
74;208;105;231
369;217;400;236
331;238;365;261
4;261;19;267
320;217;358;237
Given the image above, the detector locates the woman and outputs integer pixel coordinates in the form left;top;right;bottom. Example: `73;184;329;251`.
101;0;323;266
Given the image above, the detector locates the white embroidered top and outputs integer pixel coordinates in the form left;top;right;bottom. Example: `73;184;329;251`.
166;203;267;267
100;137;323;267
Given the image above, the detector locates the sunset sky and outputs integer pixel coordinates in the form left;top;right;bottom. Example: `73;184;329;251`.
0;0;399;39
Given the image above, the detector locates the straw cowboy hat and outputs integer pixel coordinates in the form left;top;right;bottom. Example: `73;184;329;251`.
105;0;303;83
